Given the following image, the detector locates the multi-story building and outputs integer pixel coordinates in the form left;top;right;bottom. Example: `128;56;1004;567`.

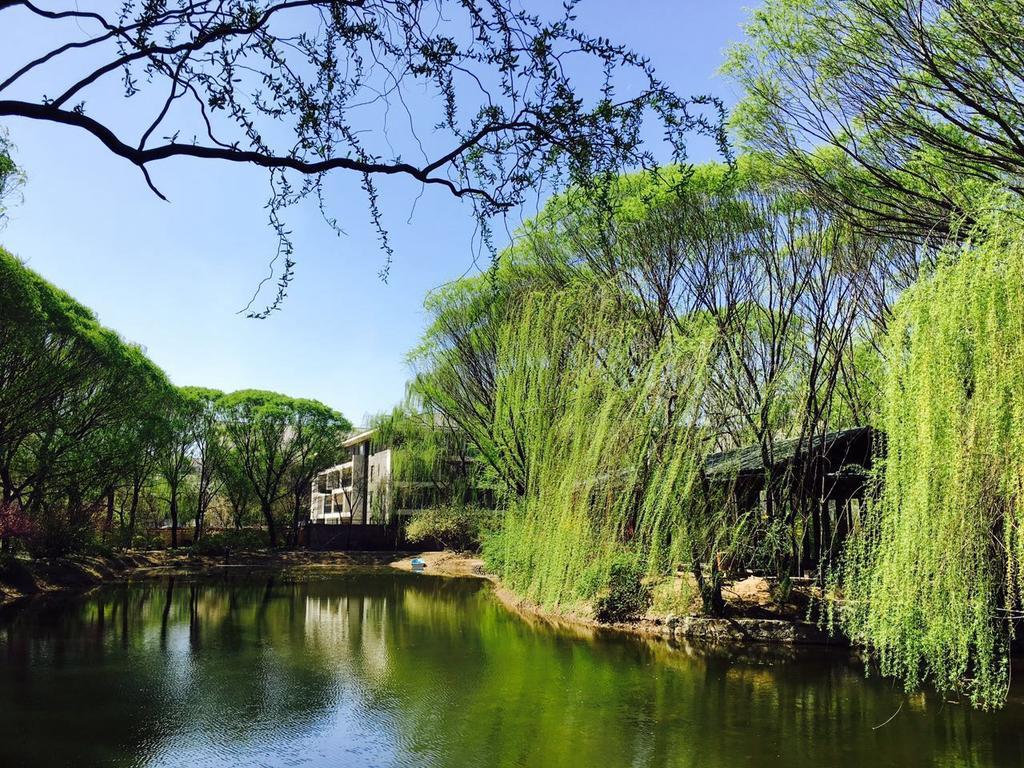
309;429;391;525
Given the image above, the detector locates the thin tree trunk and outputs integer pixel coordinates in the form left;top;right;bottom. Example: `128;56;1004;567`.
104;485;115;537
194;494;205;544
291;486;304;549
160;576;175;650
692;560;725;618
127;479;142;546
170;487;179;549
261;501;277;547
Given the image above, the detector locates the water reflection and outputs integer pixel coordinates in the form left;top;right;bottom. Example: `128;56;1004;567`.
0;572;1021;767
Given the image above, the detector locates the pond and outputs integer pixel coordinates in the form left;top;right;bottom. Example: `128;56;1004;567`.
0;571;1022;767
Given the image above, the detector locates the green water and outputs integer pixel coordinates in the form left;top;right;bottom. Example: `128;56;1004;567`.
0;572;1021;767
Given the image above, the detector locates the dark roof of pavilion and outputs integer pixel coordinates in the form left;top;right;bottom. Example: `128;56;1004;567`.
703;426;873;479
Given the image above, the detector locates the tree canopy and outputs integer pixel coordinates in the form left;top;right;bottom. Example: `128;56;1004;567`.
725;0;1024;240
219;389;350;546
838;208;1024;709
0;246;172;553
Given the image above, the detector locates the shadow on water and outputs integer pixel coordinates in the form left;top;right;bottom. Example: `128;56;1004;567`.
1;571;1022;768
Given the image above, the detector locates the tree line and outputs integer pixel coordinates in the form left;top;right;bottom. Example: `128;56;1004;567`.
0;247;351;554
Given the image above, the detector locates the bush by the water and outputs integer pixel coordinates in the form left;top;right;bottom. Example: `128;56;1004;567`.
405;505;494;551
189;529;269;556
593;555;653;623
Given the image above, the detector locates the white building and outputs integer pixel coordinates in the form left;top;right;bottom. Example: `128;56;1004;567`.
309;429;393;525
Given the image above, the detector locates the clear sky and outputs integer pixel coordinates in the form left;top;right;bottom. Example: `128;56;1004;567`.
0;1;751;426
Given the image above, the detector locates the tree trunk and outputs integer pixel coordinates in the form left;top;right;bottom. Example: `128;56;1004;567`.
170;487;179;549
194;493;206;544
692;560;725;618
290;486;304;549
160;576;175;650
261;501;277;547
104;485;116;537
127;479;142;546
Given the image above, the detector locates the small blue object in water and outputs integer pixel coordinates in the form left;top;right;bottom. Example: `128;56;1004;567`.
411;558;426;571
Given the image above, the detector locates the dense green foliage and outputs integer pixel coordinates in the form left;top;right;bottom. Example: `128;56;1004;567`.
0;248;350;553
404;505;494;552
367;402;492;535
0;246;172;554
722;0;1024;709
837;215;1024;708
218;390;350;547
480;279;715;609
592;554;654;623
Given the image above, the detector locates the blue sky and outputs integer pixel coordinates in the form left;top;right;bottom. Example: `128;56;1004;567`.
0;1;751;426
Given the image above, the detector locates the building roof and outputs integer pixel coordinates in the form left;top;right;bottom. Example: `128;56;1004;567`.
341;428;375;448
703;427;872;479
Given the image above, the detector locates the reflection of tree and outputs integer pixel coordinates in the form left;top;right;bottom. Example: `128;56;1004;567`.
0;575;1021;767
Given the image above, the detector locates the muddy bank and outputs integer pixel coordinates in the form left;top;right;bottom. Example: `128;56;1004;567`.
485;569;843;647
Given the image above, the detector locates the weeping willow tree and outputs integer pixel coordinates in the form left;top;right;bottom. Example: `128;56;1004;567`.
484;277;724;611
838;214;1024;708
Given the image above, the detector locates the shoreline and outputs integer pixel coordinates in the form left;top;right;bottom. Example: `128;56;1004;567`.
0;548;841;649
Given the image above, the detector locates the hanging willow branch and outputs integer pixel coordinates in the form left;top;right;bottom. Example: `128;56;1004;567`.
0;0;728;315
838;207;1024;709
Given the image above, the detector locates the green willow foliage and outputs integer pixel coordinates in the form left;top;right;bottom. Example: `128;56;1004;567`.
368;403;484;517
485;281;717;609
839;217;1024;708
0;130;23;227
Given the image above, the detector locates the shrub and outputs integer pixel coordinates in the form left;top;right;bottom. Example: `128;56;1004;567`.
405;505;495;551
0;500;33;548
25;511;98;558
130;531;166;551
189;529;269;557
651;574;697;617
592;554;653;623
81;539;116;558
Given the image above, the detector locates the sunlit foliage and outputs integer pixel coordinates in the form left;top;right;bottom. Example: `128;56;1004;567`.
838;211;1024;708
